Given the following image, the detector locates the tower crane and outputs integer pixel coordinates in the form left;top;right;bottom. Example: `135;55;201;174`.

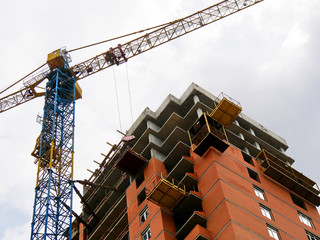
0;0;263;239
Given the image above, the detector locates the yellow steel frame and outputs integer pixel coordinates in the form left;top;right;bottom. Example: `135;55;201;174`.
257;149;320;193
146;173;187;211
209;93;242;128
188;113;229;152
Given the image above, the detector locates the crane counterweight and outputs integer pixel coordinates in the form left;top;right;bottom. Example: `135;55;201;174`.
47;48;71;70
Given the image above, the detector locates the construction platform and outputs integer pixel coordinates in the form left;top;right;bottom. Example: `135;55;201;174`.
209;94;242;128
188;113;229;156
146;175;187;211
257;149;320;206
114;148;148;176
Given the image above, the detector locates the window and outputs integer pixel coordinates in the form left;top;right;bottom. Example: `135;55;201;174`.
267;224;280;240
298;212;313;228
247;168;260;182
260;204;273;220
142;226;151;240
242;151;254;165
306;231;320;240
137;188;146;206
290;193;306;210
253;185;265;200
140;206;149;224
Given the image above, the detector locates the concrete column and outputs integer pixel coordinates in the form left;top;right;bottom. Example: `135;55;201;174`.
249;128;256;136
148;134;163;147
193;95;203;117
150;148;166;162
253;142;261;150
279;147;285;153
238;132;245;140
243;147;250;155
193;95;200;104
234;119;240;126
196;108;203;118
147;120;160;132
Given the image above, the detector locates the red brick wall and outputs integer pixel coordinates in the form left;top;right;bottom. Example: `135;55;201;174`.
123;144;320;239
192;145;320;239
126;157;177;240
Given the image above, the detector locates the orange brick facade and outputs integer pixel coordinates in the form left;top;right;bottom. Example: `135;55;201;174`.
125;145;320;240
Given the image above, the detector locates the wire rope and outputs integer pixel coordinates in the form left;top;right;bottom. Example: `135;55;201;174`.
0;63;46;95
113;67;122;132
125;62;134;124
68;21;177;53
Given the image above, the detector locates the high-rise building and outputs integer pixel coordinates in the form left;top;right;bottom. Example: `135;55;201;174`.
71;83;320;240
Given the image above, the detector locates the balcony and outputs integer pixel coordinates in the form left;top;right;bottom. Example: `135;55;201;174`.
257;149;320;206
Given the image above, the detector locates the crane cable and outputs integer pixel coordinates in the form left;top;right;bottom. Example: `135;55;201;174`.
68;20;179;53
125;62;134;124
0;63;47;95
112;64;134;131
113;67;122;132
70;19;183;127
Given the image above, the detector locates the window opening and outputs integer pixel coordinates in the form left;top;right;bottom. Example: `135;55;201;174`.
298;212;313;228
138;188;146;206
267;224;280;240
136;171;145;188
247;168;260;182
142;226;151;240
306;231;320;240
140;206;149;224
290;193;306;210
260;204;273;220
253;185;265;200
242;151;254;165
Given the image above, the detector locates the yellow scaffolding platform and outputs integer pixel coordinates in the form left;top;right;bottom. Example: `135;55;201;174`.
257;149;320;206
146;175;187;211
209;93;242;128
188;113;229;156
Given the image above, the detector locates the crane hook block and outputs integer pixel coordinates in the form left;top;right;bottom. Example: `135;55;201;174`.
47;48;69;70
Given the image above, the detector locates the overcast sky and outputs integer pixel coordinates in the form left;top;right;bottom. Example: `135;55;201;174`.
0;0;319;239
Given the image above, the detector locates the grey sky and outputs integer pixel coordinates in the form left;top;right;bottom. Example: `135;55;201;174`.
0;0;319;239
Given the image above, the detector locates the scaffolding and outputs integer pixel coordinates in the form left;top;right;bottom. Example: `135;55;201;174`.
114;148;148;176
257;149;320;206
209;93;242;128
188;113;229;156
188;93;242;156
146;174;187;211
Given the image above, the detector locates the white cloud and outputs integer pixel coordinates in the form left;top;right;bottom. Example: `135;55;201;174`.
282;25;309;49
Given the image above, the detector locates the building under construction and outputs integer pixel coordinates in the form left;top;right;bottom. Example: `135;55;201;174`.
71;83;320;240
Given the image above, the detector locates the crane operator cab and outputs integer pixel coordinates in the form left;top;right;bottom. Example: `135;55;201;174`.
47;47;71;70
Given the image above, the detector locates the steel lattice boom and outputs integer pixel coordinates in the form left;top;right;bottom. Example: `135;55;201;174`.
0;0;263;114
71;0;262;80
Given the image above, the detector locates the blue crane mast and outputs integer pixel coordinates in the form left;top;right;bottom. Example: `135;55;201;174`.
30;49;80;239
